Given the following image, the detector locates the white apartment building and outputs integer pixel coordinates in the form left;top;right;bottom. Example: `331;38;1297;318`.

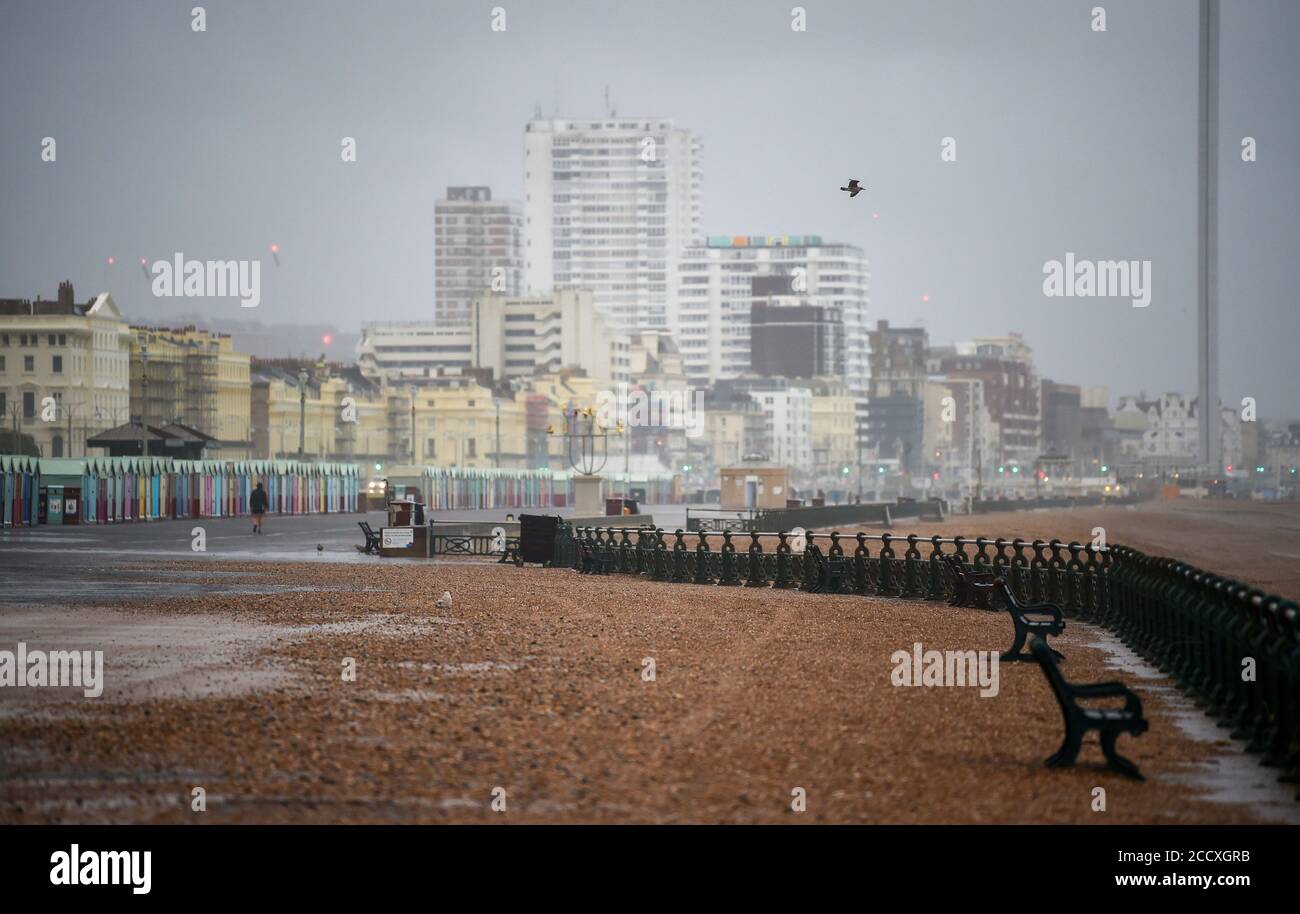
750;386;813;473
0;283;131;457
356;290;627;388
434;186;524;326
675;236;871;390
524;117;702;332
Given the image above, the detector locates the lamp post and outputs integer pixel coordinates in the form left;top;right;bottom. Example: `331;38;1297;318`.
620;422;629;497
409;386;418;464
493;396;501;469
298;369;308;458
140;346;149;457
622;388;632;496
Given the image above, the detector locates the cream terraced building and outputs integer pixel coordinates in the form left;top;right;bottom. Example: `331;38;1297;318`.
0;282;130;458
128;325;252;454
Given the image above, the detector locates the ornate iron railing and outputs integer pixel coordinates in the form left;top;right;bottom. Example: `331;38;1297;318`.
554;524;1300;793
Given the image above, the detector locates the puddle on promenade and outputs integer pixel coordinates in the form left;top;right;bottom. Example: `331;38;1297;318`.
1081;625;1300;824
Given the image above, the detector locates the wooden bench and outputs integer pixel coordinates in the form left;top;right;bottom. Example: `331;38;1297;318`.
356;521;381;555
578;541;613;575
804;543;850;594
496;536;523;566
1030;636;1149;780
995;577;1065;662
940;554;995;608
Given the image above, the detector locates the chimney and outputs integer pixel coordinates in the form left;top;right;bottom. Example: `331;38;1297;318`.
57;280;74;309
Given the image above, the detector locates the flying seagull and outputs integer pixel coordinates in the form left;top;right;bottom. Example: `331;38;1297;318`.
839;179;865;198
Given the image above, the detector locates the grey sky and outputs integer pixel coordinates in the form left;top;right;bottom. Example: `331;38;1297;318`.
2;0;1296;416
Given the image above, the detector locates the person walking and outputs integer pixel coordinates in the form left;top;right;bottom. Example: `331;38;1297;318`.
250;481;269;534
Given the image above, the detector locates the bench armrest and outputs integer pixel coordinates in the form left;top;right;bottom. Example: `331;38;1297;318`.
1073;682;1127;697
1018;601;1064;621
1073;682;1143;715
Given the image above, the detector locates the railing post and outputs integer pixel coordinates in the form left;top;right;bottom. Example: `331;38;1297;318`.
744;530;768;588
853;532;870;595
652;527;669;581
901;534;923;599
718;529;740;586
877;533;895;596
774;531;796;589
693;530;713;584
926;536;945;601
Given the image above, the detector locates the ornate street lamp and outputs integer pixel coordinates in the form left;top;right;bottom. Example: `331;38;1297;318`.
298;369;309;458
557;406;610;476
549;406;613;515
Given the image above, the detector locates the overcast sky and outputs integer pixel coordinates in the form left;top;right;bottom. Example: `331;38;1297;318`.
2;0;1296;417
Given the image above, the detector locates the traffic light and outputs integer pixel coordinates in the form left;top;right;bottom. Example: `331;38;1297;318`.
841;466;850;475
373;463;383;472
1100;464;1108;473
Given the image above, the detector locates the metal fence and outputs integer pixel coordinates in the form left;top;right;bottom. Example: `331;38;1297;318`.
685;500;946;533
553;523;1300;792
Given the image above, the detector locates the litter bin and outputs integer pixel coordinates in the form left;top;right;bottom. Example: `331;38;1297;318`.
519;514;560;564
387;498;415;527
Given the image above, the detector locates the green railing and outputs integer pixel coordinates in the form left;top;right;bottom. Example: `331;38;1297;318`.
556;524;1300;793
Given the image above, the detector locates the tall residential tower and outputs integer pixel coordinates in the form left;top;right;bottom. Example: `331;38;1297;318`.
524;118;702;332
434;186;524;326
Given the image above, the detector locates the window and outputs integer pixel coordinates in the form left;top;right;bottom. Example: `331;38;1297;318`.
53;355;63;373
24;355;34;372
58;334;66;346
0;393;5;415
23;391;35;419
467;439;477;457
48;334;56;346
0;355;4;372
